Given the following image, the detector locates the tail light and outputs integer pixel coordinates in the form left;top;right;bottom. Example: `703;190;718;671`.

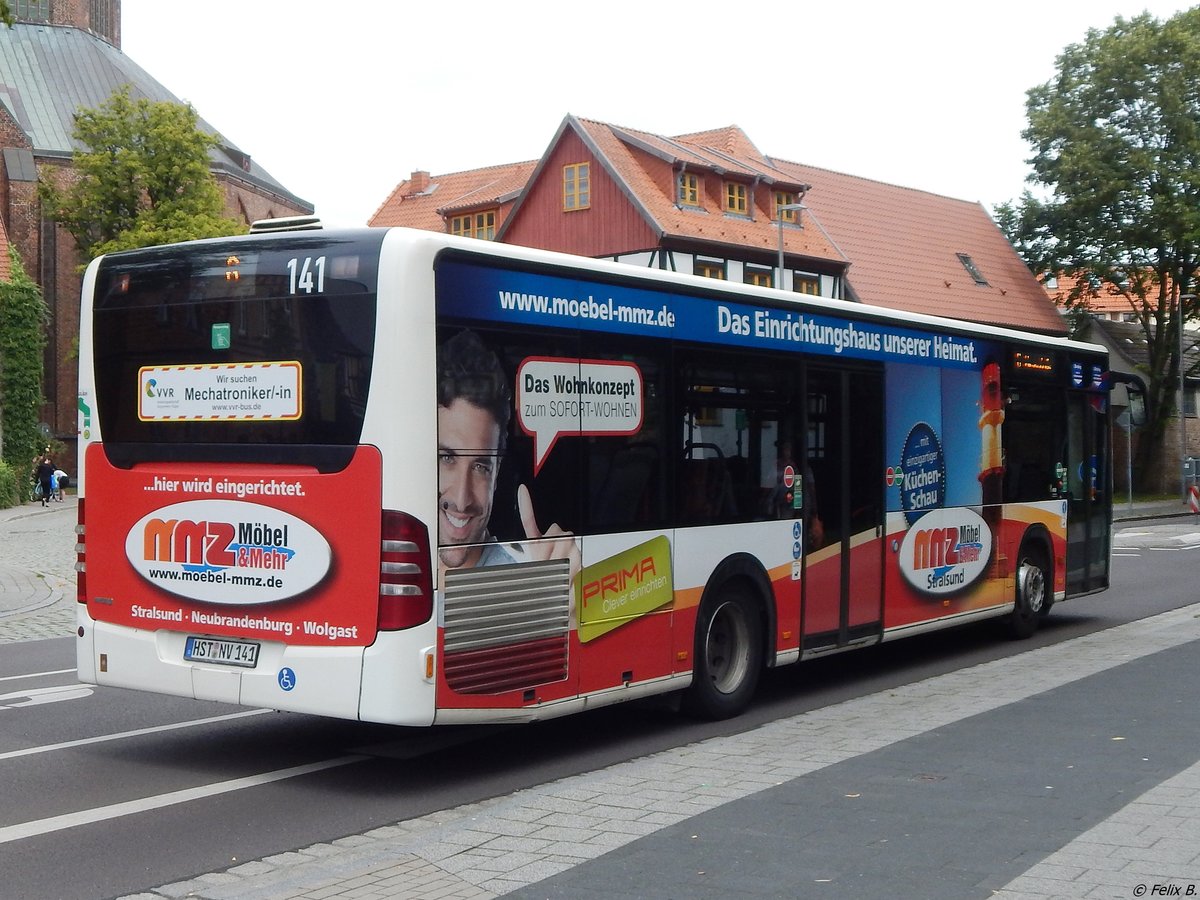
378;510;433;630
75;498;87;603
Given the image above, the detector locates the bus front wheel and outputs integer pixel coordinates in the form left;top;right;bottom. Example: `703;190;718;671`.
1008;542;1050;639
683;582;763;719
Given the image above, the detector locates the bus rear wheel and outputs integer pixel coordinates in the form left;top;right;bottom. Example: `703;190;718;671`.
1008;543;1050;639
683;582;763;719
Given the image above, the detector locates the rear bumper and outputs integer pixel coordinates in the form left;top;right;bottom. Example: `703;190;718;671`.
76;606;437;725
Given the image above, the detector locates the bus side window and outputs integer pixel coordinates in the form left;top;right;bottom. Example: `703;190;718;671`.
1003;386;1064;502
579;335;669;533
588;441;661;529
679;442;737;524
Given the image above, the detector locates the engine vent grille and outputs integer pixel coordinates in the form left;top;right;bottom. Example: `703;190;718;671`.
443;558;570;694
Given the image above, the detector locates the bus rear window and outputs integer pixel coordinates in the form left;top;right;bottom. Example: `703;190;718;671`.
91;232;383;469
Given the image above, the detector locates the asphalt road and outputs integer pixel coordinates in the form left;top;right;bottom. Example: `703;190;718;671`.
0;518;1195;900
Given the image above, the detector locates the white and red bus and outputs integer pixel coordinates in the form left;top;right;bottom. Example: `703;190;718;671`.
75;225;1136;724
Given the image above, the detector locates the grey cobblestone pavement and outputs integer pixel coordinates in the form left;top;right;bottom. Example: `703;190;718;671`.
3;495;1199;899
0;494;78;644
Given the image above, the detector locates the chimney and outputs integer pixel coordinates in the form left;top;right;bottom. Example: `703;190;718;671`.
410;170;430;194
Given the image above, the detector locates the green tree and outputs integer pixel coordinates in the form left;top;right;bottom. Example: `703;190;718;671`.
998;7;1200;489
1;3;13;27
0;246;48;487
40;86;244;261
998;9;1200;490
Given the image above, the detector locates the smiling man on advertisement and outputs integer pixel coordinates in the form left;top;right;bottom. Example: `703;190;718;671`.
436;329;580;583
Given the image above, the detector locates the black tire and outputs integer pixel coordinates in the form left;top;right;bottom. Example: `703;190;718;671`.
683;581;764;719
1008;542;1050;639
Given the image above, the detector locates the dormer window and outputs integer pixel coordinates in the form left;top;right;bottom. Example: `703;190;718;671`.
450;210;497;240
678;172;700;207
774;192;798;222
744;265;774;288
793;272;820;296
724;182;748;215
563;163;590;211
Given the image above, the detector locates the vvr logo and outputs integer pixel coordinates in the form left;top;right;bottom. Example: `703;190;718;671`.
144;378;174;398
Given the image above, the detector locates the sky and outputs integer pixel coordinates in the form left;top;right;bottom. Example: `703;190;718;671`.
121;1;1199;228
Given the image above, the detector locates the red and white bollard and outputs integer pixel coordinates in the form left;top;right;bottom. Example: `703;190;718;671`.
1189;484;1200;515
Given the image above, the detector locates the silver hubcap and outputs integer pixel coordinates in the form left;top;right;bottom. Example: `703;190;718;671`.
705;600;751;694
1018;559;1045;614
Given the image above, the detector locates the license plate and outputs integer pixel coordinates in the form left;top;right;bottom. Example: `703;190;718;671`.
184;636;260;668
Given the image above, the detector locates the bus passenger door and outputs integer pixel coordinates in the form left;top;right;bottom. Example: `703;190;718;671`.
1065;392;1111;594
802;367;884;652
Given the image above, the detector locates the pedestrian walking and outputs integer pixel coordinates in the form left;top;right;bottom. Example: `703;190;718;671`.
35;457;54;507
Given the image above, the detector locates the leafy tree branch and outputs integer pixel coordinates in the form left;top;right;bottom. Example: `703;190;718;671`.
1000;9;1200;487
39;86;244;263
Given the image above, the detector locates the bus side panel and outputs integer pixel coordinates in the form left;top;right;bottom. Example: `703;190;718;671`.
671;521;798;664
1000;501;1070;599
432;522;796;713
575;531;675;696
881;507;1011;630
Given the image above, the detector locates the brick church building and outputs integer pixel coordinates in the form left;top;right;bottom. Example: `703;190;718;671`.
0;1;311;470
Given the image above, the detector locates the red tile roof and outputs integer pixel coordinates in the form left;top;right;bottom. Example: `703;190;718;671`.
370;118;1064;335
369;161;537;229
1044;270;1170;318
571;118;847;268
772;160;1066;335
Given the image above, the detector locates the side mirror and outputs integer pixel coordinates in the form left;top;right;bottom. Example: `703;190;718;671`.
1126;384;1147;427
1108;372;1148;427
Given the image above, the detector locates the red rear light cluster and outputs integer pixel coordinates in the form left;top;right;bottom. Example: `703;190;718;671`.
378;510;433;630
75;498;87;603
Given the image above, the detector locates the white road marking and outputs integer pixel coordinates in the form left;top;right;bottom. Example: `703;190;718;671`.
0;668;76;682
0;753;366;844
0;685;92;708
0;709;271;761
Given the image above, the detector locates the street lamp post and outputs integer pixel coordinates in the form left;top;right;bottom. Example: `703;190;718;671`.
776;202;806;289
1181;294;1196;503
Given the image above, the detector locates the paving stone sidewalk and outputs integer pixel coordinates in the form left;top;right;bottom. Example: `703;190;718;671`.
0;495;78;644
122;602;1200;900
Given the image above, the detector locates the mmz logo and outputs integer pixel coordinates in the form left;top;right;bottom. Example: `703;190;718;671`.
143;518;294;572
898;507;992;596
126;500;331;605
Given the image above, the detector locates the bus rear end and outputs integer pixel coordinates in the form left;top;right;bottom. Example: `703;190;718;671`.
75;229;437;724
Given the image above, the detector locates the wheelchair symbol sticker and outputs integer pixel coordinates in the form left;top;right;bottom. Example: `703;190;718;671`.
278;667;296;692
